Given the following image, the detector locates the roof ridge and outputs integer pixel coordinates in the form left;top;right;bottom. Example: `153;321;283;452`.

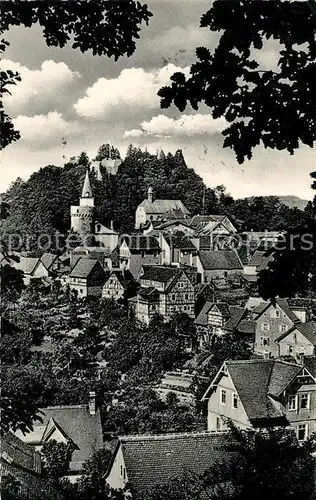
120;430;229;441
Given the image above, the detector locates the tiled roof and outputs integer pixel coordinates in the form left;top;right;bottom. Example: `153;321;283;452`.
139;199;190;215
40;252;58;271
16;406;103;472
303;356;316;377
69;258;105;278
198;250;243;271
2;432;41;474
14;256;40;275
116;431;237;496
276;320;316;346
155;220;191;230
223;307;245;332
140;265;181;283
138;287;160;300
236;319;256;335
194;301;214;326
248;251;274;271
190;215;225;230
225;360;301;425
164;208;189;220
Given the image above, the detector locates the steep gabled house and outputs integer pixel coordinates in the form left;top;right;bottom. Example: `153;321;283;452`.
194;302;231;347
67;258;108;297
94;221;118;252
14;256;49;285
1;432;44;497
106;432;237;496
15;393;103;483
119;235;161;278
40;252;61;275
276;321;316;360
102;269;134;301
251;298;300;358
135;266;195;323
196;250;243;283
202;359;316;440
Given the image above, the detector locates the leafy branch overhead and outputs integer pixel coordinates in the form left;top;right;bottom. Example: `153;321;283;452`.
0;0;152;149
158;0;316;163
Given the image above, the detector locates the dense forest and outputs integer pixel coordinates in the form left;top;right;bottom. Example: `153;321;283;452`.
1;144;313;253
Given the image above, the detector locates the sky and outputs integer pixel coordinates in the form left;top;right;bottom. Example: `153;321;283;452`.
1;0;315;200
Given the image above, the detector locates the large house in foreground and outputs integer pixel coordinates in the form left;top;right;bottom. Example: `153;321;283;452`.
15;393;103;483
106;431;236;496
202;359;316;442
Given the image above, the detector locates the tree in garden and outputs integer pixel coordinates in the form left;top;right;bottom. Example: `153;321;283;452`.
1;1;152;148
158;0;316;163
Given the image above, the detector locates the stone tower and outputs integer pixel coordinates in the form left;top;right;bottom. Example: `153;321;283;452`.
70;169;95;244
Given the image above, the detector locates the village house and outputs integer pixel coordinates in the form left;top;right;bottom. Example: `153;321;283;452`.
202;358;316;441
194;301;231;346
134;265;195;324
70;246;113;271
250;298;300;358
13;256;49;285
135;187;190;229
196;250;243;283
94;221;118;252
119;235;161;278
40;252;61;275
276;321;316;360
1;432;44;497
15;392;103;483
159;232;198;267
189;214;237;234
145;219;196;237
106;431;236;496
67;257;108;298
102;269;134;301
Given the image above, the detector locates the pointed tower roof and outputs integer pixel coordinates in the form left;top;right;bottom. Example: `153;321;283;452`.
81;169;93;198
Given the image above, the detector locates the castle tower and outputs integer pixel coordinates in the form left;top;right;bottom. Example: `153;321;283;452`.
70;169;95;244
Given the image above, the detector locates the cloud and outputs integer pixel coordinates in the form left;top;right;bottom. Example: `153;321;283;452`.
124;114;227;138
2;59;81;113
74;64;189;118
14;111;80;147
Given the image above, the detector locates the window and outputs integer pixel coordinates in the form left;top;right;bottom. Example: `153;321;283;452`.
262;323;269;332
260;337;270;346
232;393;238;409
123;467;126;481
171;294;176;301
300;394;310;410
108;290;111;295
185;293;189;300
288;395;298;411
120;465;123;477
275;310;280;318
279;324;287;333
80;289;83;294
183;305;187;311
220;389;227;405
293;333;297;343
178;282;184;288
297;424;308;441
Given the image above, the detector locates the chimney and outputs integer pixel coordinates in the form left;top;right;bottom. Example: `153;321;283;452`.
148;186;153;203
89;391;96;415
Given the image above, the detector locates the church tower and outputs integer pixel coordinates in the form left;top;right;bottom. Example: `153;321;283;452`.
70;169;95;244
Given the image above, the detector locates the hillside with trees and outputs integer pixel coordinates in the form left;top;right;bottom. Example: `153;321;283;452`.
1;145;311;253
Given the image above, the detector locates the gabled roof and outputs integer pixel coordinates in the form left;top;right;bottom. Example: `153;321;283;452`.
140;265;181;283
194;301;214;326
190;215;225;230
155;219;192;231
164;234;196;251
40;252;59;271
164;208;189;220
198;250;243;271
248;250;274;271
223;307;245;332
2;432;41;475
16;406;103;472
204;359;302;426
14;256;41;275
139;199;190;215
253;298;299;324
69;258;106;278
276;320;316;346
138;286;160;301
111;432;237;496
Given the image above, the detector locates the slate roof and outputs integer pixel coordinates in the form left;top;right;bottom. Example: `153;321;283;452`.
140;265;181;283
198;250;243;271
16;406;103;472
114;431;237;496
206;360;302;426
69;258;105;278
1;432;41;475
139;199;190;215
40;252;58;271
276;320;316;346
